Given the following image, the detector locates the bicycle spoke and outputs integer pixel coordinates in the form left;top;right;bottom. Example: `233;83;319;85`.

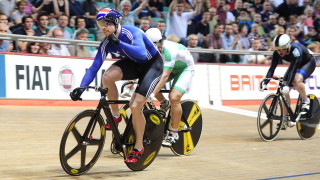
269;121;273;135
89;139;100;145
65;145;81;160
81;146;87;168
262;104;270;117
273;115;282;121
71;127;82;142
260;119;270;129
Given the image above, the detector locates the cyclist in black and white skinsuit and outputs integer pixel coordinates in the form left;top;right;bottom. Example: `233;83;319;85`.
260;34;316;122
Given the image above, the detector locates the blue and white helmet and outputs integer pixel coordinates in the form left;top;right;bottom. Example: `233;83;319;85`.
96;8;122;30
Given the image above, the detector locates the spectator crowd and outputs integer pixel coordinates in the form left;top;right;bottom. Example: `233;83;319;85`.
0;0;320;64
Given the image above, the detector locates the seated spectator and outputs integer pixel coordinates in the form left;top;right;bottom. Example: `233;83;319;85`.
304;25;320;45
39;35;52;54
252;13;265;35
187;34;200;62
243;38;269;64
53;0;70;17
82;0;99;28
271;25;285;39
277;16;287;30
230;0;242;20
51;14;71;39
247;23;268;50
68;28;91;57
22;42;41;54
0;13;13;32
259;1;273;26
0;23;13;52
34;11;50;36
286;25;304;44
139;17;150;32
263;14;277;37
237;8;253;31
221;23;237;63
307;42;320;65
47;28;71;56
156;20;166;39
11;0;27;24
72;16;88;38
132;0;154;20
165;0;202;46
238;23;250;50
12;15;35;51
200;23;224;63
304;6;314;26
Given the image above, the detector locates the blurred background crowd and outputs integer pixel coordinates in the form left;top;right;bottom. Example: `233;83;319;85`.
1;0;320;64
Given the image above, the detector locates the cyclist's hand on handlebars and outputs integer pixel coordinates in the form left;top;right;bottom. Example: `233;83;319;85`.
70;88;83;101
281;86;290;94
108;33;120;45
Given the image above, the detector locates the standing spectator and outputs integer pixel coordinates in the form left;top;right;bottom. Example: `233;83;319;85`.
202;0;212;12
275;0;300;21
216;0;227;24
32;0;56;26
53;0;69;17
200;23;224;63
48;28;71;56
11;0;27;24
304;6;314;26
68;28;91;57
132;0;154;19
0;23;13;52
22;42;40;54
149;0;165;18
115;0;149;26
52;14;71;39
208;7;218;33
165;0;202;46
139;17;150;32
243;38;269;64
156;20;166;39
247;23;268;50
230;0;242;20
187;34;200;62
194;11;211;45
12;15;35;51
69;0;84;18
34;12;49;36
259;1;273;25
0;0;16;17
82;0;99;28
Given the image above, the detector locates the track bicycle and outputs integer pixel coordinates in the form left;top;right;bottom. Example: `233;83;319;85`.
116;81;203;156
257;77;320;141
59;86;164;176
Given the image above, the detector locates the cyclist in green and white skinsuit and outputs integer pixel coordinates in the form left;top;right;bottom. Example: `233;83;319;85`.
146;28;195;147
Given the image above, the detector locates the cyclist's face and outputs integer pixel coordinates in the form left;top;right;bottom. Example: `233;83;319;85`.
100;22;116;36
276;49;287;57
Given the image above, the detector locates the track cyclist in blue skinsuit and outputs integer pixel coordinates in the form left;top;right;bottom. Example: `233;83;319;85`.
69;8;163;163
260;34;316;124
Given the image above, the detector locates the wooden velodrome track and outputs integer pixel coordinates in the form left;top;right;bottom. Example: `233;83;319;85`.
0;104;320;180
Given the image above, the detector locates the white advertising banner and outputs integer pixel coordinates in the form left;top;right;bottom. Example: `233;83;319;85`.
220;65;320;100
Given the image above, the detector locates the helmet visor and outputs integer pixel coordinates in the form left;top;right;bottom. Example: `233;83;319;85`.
274;45;287;51
97;19;114;29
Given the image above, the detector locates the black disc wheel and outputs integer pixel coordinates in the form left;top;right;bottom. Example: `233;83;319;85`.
125;109;164;171
60;110;106;176
297;94;320;139
167;100;203;156
257;94;283;141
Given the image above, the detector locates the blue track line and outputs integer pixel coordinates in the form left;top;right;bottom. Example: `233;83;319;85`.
258;172;320;180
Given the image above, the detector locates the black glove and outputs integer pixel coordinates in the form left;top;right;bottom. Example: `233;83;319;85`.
70;88;83;101
108;33;120;45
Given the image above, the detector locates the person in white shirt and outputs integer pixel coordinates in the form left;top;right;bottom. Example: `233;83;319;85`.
47;28;71;56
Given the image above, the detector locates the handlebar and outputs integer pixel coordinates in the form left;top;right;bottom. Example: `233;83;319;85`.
259;77;284;91
75;86;108;95
120;81;137;94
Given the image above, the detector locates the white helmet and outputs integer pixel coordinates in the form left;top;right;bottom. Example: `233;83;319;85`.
145;28;162;43
273;34;291;50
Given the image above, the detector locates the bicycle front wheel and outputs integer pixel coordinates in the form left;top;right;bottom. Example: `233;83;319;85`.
59;110;106;176
257;94;283;141
169;100;203;156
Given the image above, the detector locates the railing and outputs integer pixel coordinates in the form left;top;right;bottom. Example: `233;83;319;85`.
1;33;319;58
